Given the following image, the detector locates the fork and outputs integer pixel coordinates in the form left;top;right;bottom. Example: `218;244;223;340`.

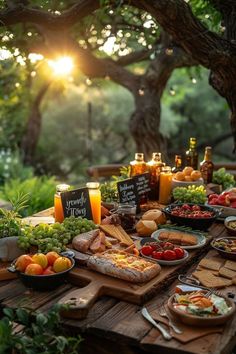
158;305;183;334
141;307;172;341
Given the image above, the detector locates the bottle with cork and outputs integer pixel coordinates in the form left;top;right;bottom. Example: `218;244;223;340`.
130;153;147;177
172;155;182;173
185;137;198;170
200;146;214;184
147;152;165;200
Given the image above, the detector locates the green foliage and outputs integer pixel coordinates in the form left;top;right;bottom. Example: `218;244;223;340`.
0;176;57;217
0;305;82;354
100;166;129;202
172;185;207;204
212;168;235;190
0;149;33;185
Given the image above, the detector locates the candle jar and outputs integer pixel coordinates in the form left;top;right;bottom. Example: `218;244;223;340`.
54;184;70;222
116;203;137;231
86;182;101;225
159;166;172;205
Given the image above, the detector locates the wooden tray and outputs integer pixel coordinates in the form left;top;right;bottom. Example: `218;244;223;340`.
59;248;206;320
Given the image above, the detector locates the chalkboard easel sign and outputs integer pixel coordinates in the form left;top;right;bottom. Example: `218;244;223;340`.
134;173;151;197
117;178;138;206
61;187;92;220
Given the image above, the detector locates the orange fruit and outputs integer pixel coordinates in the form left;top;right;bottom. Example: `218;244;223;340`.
184;175;192;182
15;255;34;272
175;171;185;181
46;251;60;266
183;166;194;176
53;257;72;273
191;170;202;181
32;253;48;269
25;263;43;275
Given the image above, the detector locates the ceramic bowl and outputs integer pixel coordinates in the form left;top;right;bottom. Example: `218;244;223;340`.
168;293;235;327
224;216;236;236
211;237;236;261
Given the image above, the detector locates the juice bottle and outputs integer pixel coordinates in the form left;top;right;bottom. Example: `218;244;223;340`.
130;153;147;177
159;166;172;205
147;152;164;200
185;137;198;169
54;184;70;223
86;182;101;225
200;146;214;184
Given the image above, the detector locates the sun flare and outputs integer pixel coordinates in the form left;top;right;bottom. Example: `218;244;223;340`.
48;56;74;76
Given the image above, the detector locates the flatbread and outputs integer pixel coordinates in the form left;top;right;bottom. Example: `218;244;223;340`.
192;270;232;288
224;260;236;272
198;258;223;271
219;267;236;279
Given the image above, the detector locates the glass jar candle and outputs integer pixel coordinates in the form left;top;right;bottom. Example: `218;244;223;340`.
159;166;172;205
116;203;137;231
86;182;101;225
54;184;70;222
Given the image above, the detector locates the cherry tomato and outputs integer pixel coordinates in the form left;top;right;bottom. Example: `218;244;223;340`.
152;251;163;260
163;250;177;261
182;204;191;210
192;205;201;211
174;247;185;259
163;242;174;250
141;245;153;256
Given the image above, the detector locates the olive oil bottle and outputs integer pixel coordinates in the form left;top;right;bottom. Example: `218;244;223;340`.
185;137;198;170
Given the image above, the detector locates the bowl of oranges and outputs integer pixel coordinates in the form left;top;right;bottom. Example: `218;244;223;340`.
8;251;75;291
172;167;203;189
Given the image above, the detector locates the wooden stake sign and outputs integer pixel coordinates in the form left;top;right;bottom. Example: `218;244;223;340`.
61;188;92;220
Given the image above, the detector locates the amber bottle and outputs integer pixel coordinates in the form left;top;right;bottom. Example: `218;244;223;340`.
147;152;164;200
130;153;147;177
172;155;182;173
200;146;214;184
185;137;198;170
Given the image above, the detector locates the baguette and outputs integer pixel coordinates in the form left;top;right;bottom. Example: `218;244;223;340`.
87;249;161;283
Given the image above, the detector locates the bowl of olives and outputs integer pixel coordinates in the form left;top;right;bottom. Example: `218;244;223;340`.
224;216;236;236
211;236;236;260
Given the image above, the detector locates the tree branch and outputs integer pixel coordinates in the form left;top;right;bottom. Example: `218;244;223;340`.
116;48;155;66
0;0;99;29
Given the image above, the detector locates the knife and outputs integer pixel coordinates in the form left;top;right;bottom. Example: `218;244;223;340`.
141;307;172;341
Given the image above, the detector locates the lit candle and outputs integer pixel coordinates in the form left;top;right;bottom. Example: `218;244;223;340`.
86;182;101;225
159;166;172;205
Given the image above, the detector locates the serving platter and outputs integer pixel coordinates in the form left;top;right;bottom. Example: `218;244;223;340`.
140;248;189;266
151;229;206;250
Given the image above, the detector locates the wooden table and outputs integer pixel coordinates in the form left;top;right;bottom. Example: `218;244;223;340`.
0;214;236;354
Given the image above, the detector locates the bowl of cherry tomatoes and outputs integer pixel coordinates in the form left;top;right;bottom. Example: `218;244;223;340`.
163;203;220;230
140;240;189;265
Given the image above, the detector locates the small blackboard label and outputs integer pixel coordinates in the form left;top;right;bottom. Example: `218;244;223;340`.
117;179;138;205
61;187;92;219
134;173;151;196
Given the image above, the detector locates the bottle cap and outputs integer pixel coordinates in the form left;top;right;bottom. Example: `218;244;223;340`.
152;152;161;160
135;153;144;161
86;182;100;189
56;184;70;193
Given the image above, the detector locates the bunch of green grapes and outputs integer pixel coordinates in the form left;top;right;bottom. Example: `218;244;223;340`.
62;216;96;237
18;223;71;253
173;185;207;204
213;168;235;190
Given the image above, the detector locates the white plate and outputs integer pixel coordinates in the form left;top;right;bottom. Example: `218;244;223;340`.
140;249;189;266
151;229;206;250
205;204;236;219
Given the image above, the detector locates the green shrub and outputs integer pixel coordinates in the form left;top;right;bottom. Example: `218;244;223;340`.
0;305;82;354
0;176;57;217
0;149;33;185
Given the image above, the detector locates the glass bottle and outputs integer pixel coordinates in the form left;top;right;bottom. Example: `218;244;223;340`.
86;182;101;225
54;184;70;223
172;155;182;173
130;153;147;177
159;166;173;204
200;146;214;184
147;152;165;200
185;137;198;169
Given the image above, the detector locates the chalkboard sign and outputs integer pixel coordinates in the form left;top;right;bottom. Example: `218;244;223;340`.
61;187;92;219
134;173;151;196
117;179;138;205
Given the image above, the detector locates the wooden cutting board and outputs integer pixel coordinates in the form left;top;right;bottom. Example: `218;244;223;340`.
59;255;198;320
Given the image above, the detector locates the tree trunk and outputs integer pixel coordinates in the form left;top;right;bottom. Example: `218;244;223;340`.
130;88;167;161
21;80;51;165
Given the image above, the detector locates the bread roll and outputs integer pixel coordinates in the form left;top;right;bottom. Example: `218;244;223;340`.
142;209;166;225
136;220;157;236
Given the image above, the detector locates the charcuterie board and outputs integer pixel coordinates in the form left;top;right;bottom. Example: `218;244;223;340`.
59;247;205;319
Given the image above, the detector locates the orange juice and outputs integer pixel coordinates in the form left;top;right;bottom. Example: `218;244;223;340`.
54;184;70;222
159;166;172;204
86;182;101;225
